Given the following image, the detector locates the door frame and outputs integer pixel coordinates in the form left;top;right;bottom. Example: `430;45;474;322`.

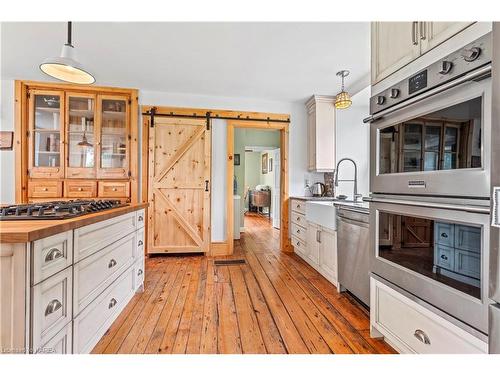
226;120;292;255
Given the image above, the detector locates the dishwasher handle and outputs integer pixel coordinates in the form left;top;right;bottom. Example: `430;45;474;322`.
337;216;369;229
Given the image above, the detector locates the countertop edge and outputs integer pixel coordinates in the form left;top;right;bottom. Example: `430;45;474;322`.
0;203;149;244
289;196;336;201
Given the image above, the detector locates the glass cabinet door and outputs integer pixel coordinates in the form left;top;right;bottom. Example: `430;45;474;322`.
66;93;97;178
28;90;65;178
97;95;129;179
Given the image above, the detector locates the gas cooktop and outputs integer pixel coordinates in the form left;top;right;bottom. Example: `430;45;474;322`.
0;200;126;221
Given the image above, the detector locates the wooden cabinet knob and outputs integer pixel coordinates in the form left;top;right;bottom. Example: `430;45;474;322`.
78;187;83;191
42;188;48;191
112;187;117;191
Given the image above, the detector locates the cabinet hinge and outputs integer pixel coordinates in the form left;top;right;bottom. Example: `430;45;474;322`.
128;171;132;177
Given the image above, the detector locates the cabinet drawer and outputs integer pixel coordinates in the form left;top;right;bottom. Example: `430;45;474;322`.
291;211;306;229
135;228;145;259
136;209;145;229
133;258;145;291
73;211;137;262
64;180;97;198
73;265;136;354
434;244;454;272
371;277;487;354
98;181;130;198
74;232;136;315
291;223;307;243
291;199;306;215
292;236;307;255
32;230;73;285
454;249;480;280
36;322;72;354
434;222;454;248
32;268;72;352
28;180;62;198
455;225;481;253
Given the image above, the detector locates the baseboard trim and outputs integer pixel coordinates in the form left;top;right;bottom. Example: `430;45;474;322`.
210;242;229;256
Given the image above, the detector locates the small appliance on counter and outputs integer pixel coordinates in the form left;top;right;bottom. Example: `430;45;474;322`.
311;182;326;197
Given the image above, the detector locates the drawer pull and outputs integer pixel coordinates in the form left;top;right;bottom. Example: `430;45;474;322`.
45;299;63;316
296;241;300;246
78;187;83;191
296;229;300;234
138;216;144;222
316;230;321;243
138;240;144;246
441;233;448;238
296;204;301;209
45;248;64;262
440;254;448;260
137;269;143;276
112;188;118;191
413;329;431;345
108;259;117;268
108;298;117;309
42;188;48;191
296;216;301;221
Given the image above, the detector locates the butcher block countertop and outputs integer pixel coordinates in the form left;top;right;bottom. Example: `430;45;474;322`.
0;203;148;244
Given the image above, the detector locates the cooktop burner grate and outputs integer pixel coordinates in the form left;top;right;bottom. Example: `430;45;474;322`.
0;200;126;221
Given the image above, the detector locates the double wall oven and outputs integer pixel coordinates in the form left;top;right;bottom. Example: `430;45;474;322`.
365;31;495;342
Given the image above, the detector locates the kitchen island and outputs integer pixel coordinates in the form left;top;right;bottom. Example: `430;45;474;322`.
0;203;147;354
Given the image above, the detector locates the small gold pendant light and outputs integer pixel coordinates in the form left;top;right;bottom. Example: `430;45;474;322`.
334;70;352;109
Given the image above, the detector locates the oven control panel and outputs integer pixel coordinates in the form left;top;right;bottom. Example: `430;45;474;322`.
370;32;492;115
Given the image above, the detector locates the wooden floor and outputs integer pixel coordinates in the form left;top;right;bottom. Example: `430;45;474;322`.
92;213;396;354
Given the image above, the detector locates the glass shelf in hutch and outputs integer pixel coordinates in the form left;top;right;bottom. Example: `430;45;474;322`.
66;93;97;178
97;95;130;179
28;90;65;178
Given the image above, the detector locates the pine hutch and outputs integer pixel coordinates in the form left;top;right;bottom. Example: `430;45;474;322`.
14;81;139;204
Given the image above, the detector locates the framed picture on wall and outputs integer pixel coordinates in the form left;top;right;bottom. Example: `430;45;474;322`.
234;153;240;166
262;153;268;174
0;131;14;150
269;158;273;172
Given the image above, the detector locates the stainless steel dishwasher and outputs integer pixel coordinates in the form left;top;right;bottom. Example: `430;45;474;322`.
337;206;370;306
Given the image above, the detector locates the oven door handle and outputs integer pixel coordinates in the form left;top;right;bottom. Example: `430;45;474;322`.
368;196;491;214
363;64;491;124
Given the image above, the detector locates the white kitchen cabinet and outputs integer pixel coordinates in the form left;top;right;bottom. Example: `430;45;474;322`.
305;95;335;172
371;22;421;85
318;228;337;284
306;222;320;265
370;277;487;353
371;22;474;84
420;22;474;53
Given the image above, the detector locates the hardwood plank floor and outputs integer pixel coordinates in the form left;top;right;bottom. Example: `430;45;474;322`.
92;213;396;354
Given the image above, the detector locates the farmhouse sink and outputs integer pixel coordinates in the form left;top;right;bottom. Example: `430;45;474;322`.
305;201;336;231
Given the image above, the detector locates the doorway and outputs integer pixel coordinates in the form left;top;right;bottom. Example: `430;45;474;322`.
240;143;280;231
226;120;291;255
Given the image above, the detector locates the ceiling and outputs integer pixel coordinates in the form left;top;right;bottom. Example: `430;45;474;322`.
1;22;370;102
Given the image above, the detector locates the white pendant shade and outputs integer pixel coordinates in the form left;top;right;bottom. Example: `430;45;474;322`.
40;23;95;85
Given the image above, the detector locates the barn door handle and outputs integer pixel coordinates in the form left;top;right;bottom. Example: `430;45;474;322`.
205;180;209;192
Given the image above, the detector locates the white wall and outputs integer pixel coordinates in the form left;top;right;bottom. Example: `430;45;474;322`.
0;80;15;202
335;86;371;198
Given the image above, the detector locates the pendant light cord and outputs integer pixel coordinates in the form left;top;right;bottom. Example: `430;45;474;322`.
66;21;73;47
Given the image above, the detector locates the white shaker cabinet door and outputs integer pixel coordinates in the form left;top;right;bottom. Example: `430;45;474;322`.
371;22;421;84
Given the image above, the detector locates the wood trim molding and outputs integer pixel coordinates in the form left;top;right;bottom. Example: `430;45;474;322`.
210;242;229;257
226;119;291;255
140;105;290;123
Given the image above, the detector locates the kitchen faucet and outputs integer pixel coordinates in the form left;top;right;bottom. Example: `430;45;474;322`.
334;158;362;202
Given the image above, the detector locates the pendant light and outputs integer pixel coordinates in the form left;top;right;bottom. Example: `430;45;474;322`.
77;132;93;148
334;70;352;109
40;22;95;84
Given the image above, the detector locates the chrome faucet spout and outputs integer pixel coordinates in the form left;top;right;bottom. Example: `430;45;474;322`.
334;158;361;202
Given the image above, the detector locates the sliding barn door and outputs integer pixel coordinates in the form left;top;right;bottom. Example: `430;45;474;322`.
148;117;211;254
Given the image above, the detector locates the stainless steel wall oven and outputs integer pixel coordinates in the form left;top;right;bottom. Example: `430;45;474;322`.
370;196;490;335
367;33;492;198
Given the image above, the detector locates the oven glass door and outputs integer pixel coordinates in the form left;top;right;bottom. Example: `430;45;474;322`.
378;211;481;298
370;199;490;333
378;97;483;175
371;78;491;197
